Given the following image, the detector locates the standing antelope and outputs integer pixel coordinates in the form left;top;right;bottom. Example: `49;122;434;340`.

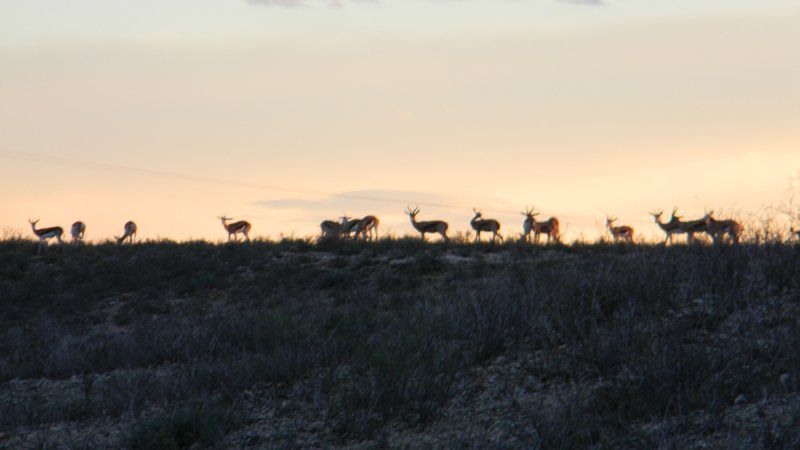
674;209;708;244
116;221;137;244
340;216;360;239
319;220;342;240
606;216;634;243
406;205;449;241
219;216;251;242
353;215;379;241
29;219;64;252
470;208;503;243
703;211;742;244
650;209;683;245
71;221;86;243
521;207;559;243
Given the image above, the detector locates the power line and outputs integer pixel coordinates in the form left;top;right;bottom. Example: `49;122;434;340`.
0;149;523;215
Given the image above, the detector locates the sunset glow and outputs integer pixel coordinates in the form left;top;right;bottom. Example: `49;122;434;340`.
2;0;799;242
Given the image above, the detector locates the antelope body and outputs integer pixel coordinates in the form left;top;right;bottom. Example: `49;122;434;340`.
353;215;379;241
521;207;559;243
650;209;683;244
116;221;137;244
703;212;741;244
71;221;86;243
219;216;251;242
606;216;633;243
320;220;342;240
339;216;360;239
471;208;503;242
406;206;448;241
674;210;708;243
29;219;64;252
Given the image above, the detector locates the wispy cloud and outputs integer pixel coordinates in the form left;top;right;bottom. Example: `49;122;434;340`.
255;189;520;220
255;189;469;212
558;0;604;6
246;0;317;7
246;0;376;7
247;0;604;7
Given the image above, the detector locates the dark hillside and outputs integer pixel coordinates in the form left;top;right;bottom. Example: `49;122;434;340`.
1;239;799;448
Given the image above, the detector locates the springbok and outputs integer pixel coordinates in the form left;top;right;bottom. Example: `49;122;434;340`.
650;209;683;245
29;219;64;252
406;205;449;241
606;216;634;243
219;216;251;241
340;216;361;239
353;215;379;241
521;207;559;243
116;221;137;244
470;208;503;243
320;220;342;240
703;211;742;244
71;221;86;243
674;209;708;244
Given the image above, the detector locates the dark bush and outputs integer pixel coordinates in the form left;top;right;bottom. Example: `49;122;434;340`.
126;403;241;450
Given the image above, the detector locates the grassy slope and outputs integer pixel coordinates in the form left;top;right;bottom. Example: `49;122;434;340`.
1;238;799;448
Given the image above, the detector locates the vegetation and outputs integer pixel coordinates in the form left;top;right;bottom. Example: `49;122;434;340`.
1;237;799;448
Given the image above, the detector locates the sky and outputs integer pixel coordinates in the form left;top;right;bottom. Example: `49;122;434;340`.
2;0;799;242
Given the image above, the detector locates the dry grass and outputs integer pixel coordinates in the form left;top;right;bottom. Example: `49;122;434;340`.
1;237;799;447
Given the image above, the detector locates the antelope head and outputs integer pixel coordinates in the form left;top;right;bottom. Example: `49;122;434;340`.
406;205;420;218
28;219;39;226
472;208;482;219
607;216;617;227
521;206;537;219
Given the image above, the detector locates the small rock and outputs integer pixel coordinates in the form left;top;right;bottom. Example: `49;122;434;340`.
734;394;747;405
780;373;790;390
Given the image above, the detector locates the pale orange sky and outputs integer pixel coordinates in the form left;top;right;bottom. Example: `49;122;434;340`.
2;1;799;242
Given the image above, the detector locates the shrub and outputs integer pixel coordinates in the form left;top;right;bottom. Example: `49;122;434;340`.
126;403;242;450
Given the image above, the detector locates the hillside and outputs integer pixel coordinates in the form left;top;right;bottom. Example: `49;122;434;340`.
1;239;799;448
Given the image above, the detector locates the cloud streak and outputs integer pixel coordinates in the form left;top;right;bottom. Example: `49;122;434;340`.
247;0;377;7
254;189;522;221
247;0;604;7
558;0;604;6
255;189;475;212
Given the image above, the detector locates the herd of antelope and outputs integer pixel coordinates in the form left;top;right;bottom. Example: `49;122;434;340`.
28;219;137;252
23;205;784;253
649;208;744;245
322;206;558;243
